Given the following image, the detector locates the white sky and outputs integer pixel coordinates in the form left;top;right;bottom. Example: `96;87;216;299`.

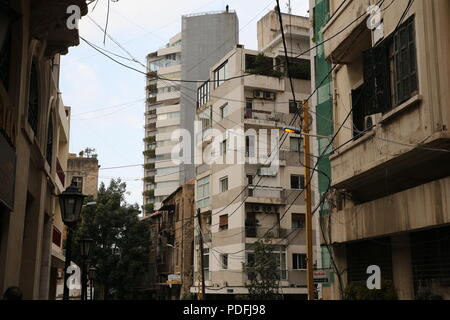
60;0;310;207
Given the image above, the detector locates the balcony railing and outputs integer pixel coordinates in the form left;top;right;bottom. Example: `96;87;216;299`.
247;186;283;199
245;226;288;239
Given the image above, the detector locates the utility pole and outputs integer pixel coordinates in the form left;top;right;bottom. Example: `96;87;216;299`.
197;208;206;300
303;101;315;300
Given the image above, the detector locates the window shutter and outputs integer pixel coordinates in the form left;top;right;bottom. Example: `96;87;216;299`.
351;86;365;138
363;45;390;115
219;214;228;227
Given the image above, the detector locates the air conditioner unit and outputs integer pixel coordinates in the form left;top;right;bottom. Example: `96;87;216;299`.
264;91;275;100
252;205;261;212
364;113;382;130
254;90;264;99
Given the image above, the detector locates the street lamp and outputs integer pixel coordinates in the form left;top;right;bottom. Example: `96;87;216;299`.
58;181;87;300
79;238;93;301
88;267;97;300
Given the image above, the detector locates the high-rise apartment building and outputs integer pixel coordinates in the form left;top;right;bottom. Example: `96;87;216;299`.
143;10;239;215
191;10;314;298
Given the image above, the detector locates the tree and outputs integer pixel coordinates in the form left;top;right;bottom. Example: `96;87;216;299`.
72;179;151;300
243;235;282;300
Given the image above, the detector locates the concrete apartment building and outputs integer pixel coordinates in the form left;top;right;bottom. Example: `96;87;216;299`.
0;0;88;299
191;10;315;298
145;181;195;300
143;9;239;216
315;0;450;299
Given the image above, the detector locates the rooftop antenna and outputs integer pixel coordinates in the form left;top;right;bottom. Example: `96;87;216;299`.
286;0;292;14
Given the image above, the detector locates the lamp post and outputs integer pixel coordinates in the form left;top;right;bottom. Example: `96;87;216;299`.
88;267;97;300
79;238;93;301
58;181;87;300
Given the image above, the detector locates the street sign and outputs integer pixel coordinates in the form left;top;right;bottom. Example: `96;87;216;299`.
313;270;329;283
167;274;181;285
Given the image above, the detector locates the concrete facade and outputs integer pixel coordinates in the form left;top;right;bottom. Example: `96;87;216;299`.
191;11;315;298
0;0;88;299
67;153;100;199
316;0;450;299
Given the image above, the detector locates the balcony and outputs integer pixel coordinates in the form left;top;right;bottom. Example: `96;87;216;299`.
243;74;285;92
246;186;284;205
245;226;288;239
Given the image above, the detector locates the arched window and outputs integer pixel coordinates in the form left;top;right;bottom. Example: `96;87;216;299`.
28;60;39;133
46;117;53;166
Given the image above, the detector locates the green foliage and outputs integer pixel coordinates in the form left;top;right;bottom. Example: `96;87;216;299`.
142;190;154;197
344;281;398;300
243;235;282;300
144;163;155;170
415;286;443;300
143;136;156;144
143;203;154;213
143;149;155;157
246;53;283;78
72;179;151;300
290;61;311;80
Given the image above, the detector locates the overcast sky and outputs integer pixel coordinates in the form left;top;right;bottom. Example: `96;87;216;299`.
60;0;309;207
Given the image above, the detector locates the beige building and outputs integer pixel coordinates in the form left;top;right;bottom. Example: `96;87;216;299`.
67;153;100;199
191;11;316;298
146;181;195;300
318;0;450;299
0;0;88;299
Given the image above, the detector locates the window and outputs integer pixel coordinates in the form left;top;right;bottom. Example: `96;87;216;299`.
73;176;83;192
157;112;180;121
292;213;305;229
28;60;39;133
197;176;211;208
203;248;210;281
197;80;210;108
360;16;418;118
247;175;254;185
245;98;253;118
221;254;228;269
220;176;228;192
245;135;255;157
389;17;418;106
156;180;179;190
0;20;11;90
219;214;228;231
290;175;305;189
290;137;302;152
176;202;180;221
289;100;300;114
46;118;53;166
220;139;227;156
293;253;307;270
214;61;228;88
220;103;229;119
